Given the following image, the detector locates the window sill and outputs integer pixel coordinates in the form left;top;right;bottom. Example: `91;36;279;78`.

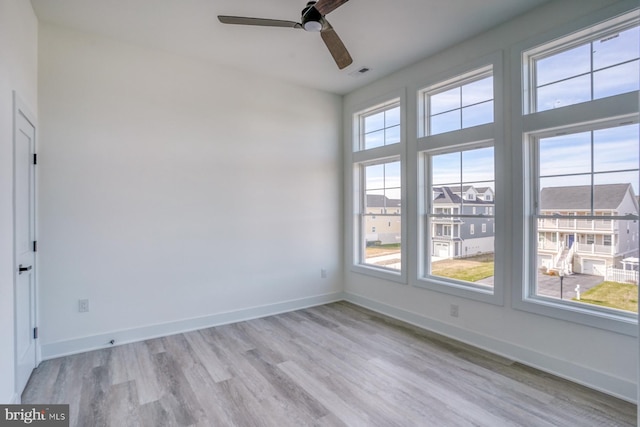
512;294;637;337
350;264;406;284
415;276;502;306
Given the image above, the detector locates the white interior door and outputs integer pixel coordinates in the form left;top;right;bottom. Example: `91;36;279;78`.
14;95;37;397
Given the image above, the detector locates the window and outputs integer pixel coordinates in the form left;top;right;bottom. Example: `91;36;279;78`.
517;10;640;332
360;161;401;271
527;17;639;112
416;58;501;303
351;97;404;279
530;121;639;314
419;66;493;136
424;145;495;290
358;103;401;150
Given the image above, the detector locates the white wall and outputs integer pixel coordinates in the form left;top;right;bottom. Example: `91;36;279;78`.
344;0;638;402
0;0;38;404
37;23;343;357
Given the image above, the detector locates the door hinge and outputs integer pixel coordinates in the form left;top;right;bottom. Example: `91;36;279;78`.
33;327;38;339
33;241;37;252
33;153;37;165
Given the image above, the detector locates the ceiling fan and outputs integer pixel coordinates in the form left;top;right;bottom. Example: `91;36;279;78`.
218;0;353;70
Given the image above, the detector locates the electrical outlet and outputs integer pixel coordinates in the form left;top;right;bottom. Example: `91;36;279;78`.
450;304;459;318
321;268;327;278
79;299;89;313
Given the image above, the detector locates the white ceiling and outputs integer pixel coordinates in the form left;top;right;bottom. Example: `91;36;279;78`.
30;0;550;95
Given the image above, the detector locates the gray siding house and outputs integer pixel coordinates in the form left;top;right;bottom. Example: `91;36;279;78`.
538;183;639;276
432;186;495;258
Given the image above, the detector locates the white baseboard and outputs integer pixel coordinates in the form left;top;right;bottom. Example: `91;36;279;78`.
41;292;345;360
344;292;637;404
38;290;636;403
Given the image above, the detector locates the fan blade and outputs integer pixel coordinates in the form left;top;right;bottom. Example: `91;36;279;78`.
218;16;302;29
320;22;352;69
313;0;349;16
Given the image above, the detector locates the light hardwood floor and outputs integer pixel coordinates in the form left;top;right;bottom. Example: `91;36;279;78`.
23;302;636;426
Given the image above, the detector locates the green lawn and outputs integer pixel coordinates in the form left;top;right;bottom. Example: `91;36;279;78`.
431;254;494;283
574;281;638;313
365;243;401;257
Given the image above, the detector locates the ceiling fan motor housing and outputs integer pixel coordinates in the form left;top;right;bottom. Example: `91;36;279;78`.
302;2;323;32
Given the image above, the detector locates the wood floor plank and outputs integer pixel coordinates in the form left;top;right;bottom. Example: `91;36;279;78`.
183;330;232;383
106;381;141;427
22;302;636;426
129;341;164;405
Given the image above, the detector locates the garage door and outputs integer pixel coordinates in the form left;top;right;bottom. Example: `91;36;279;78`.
434;242;449;258
583;259;606;276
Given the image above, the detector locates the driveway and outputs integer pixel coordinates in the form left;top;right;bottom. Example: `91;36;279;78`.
537;272;604;300
477;272;603;300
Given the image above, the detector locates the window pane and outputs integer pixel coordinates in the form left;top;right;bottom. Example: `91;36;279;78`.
384;161;401;187
539;132;591;176
531;24;640;113
536;219;638;313
462;147;494;183
364;111;384;133
425;70;494;135
461;76;493;106
430;110;460;135
385;106;401;127
365;164;384;190
430;87;460;115
363;161;401;271
432;152;461;186
593;124;640;173
385;125;401;145
593;60;640;99
536;74;591;111
462;101;493;128
594;172;639;196
536;44;591;86
539;177;592;213
430;231;494;284
428;149;495;288
593;26;640;70
360;103;401;150
364;129;385;150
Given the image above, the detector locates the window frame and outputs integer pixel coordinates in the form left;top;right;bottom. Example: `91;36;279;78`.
512;6;640;336
418;65;494;138
524;13;639;115
349;91;407;283
416;52;504;305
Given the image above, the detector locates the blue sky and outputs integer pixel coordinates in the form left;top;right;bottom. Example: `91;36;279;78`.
539;123;639;196
536;26;639;111
363;25;639;205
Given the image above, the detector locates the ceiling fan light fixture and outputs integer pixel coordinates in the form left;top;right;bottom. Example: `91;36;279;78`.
303;20;323;32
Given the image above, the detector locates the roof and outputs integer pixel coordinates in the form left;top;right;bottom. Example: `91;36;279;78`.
540;184;634;211
366;194;401;208
433;186;493;205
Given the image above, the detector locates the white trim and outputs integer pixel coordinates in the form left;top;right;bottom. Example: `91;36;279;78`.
347;87;408;284
40;292;344;360
344;292;637;403
12;91;39;400
510;4;640;336
413;52;504;306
